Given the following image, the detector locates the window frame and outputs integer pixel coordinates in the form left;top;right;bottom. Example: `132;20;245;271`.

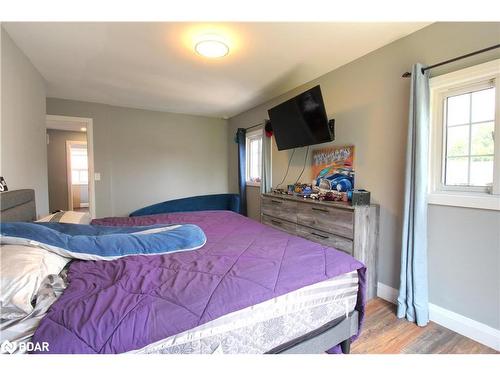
70;147;89;185
245;128;263;187
429;59;500;211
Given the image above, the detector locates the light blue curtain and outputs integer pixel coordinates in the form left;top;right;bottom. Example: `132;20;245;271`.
260;124;272;194
397;63;430;327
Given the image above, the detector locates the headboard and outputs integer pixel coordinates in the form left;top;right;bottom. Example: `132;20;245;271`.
0;189;37;222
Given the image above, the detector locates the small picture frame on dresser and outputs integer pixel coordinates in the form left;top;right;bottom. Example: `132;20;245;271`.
0;177;8;192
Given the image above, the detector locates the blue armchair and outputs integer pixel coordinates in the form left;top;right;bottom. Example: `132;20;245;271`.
129;194;241;217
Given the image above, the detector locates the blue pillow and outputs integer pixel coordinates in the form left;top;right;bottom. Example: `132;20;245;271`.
0;222;206;261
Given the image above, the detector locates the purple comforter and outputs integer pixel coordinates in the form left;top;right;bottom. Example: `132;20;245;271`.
32;210;366;354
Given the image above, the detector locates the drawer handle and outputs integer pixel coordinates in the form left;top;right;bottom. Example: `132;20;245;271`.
271;200;283;204
311;207;328;213
271;219;283;226
311;232;329;239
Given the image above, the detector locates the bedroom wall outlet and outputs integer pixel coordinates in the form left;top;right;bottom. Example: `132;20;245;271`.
94;173;101;181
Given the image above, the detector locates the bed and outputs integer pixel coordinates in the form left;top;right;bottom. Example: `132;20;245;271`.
0;189;37;223
1;190;366;354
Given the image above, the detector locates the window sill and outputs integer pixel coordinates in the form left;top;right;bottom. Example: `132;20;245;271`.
428;192;500;211
246;181;261;187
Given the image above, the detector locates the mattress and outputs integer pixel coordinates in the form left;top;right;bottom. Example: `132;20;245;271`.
130;271;359;354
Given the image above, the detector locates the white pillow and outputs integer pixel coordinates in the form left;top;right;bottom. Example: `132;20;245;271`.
36;210;91;224
0;245;70;320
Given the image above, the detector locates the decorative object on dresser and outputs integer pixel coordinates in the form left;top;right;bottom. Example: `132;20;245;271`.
312;145;354;193
350;189;371;206
261;192;379;300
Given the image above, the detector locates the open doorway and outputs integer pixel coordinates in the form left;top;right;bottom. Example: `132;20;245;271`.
46;115;96;218
66;141;89;212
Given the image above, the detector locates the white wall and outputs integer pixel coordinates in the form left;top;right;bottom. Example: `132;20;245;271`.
1;27;48;216
46;98;229;217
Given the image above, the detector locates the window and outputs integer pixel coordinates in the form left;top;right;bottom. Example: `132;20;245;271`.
70;145;88;185
246;129;262;186
443;86;495;189
429;59;500;210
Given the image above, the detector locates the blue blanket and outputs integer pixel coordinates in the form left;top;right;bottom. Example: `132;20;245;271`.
0;222;207;260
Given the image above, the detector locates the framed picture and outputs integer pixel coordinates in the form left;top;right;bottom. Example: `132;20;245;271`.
311;145;355;192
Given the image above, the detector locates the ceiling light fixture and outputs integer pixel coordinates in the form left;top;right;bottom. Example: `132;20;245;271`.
195;36;229;58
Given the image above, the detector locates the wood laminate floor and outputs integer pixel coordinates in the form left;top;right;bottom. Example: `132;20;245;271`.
351;298;498;354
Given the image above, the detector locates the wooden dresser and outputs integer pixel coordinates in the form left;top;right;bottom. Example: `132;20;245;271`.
261;193;379;300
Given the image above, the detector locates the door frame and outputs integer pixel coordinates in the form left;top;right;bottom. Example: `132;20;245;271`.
46;115;96;218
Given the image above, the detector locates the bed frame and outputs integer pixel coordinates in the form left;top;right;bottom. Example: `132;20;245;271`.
0;189;358;354
0;189;36;222
268;311;358;354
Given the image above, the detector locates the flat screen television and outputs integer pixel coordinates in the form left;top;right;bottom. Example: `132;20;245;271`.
267;85;333;151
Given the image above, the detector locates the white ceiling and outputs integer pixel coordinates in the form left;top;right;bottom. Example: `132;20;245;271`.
4;22;430;118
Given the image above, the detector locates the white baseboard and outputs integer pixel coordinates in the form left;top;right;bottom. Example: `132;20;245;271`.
377;282;500;352
376;282;398;304
428;303;500;352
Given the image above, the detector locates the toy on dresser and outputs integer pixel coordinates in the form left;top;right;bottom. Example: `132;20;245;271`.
273;182;349;202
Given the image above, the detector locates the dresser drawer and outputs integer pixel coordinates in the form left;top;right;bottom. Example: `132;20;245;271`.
261;196;297;222
297;203;354;239
261;215;296;235
295;225;353;255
